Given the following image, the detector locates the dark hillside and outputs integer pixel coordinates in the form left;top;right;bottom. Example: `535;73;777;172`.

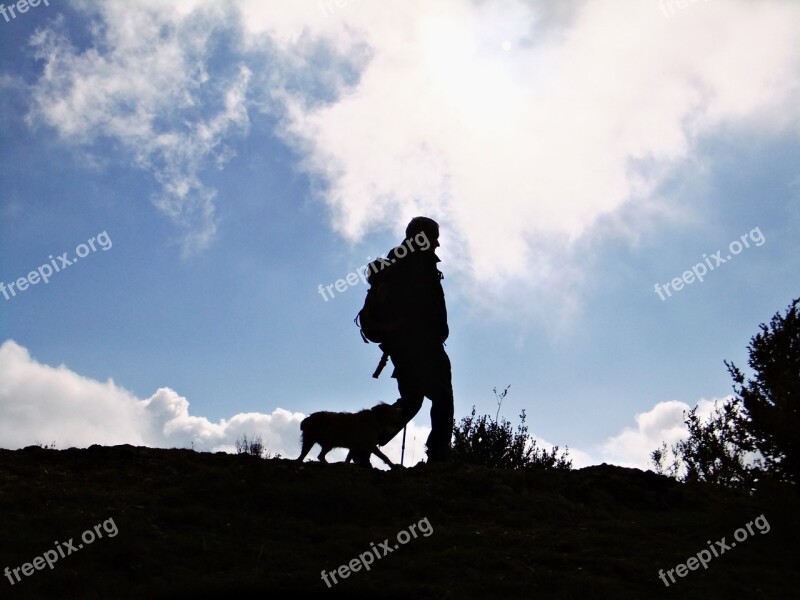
1;445;797;599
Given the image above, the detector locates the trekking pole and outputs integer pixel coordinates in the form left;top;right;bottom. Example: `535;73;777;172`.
401;424;407;466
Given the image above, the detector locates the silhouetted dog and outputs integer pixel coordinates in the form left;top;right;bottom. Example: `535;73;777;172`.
297;403;403;468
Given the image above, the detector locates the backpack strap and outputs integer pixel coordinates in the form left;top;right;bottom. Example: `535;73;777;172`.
354;313;370;343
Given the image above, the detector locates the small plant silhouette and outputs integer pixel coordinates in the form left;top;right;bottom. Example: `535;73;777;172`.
32;441;57;450
234;434;280;459
452;386;572;471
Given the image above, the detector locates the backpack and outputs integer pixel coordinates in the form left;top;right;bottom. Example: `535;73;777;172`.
354;256;402;377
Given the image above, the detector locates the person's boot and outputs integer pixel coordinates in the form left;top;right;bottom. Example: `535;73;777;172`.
425;444;451;464
376;423;405;447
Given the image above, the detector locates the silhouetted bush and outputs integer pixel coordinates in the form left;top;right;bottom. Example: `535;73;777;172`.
234;434;280;459
452;387;572;471
650;398;759;492
652;297;799;490
726;297;799;485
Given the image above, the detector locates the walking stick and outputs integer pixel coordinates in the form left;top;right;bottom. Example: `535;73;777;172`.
401;424;407;466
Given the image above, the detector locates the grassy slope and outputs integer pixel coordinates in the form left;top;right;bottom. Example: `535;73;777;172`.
0;445;797;599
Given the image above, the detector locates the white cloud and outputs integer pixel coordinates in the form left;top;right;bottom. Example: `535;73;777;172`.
0;339;145;448
600;397;723;469
268;0;800;318
6;340;741;472
0;339;429;468
0;339;583;469
0;339;301;453
22;0;800;314
27;0;249;255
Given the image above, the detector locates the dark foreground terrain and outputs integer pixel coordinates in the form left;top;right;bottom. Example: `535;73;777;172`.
0;445;798;599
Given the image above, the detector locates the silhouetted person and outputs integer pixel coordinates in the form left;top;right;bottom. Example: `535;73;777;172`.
374;216;454;464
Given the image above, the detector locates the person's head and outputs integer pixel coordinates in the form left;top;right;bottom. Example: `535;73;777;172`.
405;216;440;250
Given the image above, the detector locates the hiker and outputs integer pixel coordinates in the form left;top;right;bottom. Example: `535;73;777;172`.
357;216;454;464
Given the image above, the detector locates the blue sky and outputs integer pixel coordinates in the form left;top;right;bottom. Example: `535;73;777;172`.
1;0;799;467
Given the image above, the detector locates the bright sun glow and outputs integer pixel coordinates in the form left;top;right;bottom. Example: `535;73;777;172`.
418;17;522;130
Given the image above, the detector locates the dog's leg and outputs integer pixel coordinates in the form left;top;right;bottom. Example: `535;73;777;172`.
371;447;397;469
296;438;314;462
347;450;372;467
318;446;331;463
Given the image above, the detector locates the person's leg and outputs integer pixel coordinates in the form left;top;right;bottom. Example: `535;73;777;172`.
375;380;424;447
395;375;425;421
424;349;454;461
426;398;453;457
374;345;425;447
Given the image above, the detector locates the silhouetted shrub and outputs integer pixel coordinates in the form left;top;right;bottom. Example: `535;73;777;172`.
650;398;759;492
451;387;572;471
726;297;799;485
652;297;799;490
234;434;280;459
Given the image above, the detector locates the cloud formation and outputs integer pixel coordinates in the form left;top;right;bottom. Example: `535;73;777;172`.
22;0;800;324
0;340;430;467
27;1;250;255
600;398;721;469
268;0;800;289
1;339;733;471
0;339;298;452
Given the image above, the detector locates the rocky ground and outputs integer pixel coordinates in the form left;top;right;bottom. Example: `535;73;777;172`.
1;445;797;599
